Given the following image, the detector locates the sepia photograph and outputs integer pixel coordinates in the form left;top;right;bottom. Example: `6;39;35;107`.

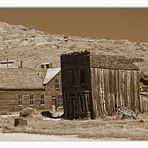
0;7;148;142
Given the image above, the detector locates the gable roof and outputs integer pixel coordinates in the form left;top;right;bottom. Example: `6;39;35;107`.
90;54;139;70
43;67;61;85
0;68;46;90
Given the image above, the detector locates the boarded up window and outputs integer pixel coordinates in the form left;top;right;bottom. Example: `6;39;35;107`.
18;95;23;106
56;95;63;107
80;70;86;83
30;95;34;105
80;95;87;112
55;79;60;90
40;95;45;105
52;96;56;106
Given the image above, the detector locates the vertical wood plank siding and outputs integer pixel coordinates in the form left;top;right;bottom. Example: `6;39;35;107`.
91;68;139;117
140;93;148;113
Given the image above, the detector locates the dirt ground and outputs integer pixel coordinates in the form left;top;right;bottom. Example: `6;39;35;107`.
0;113;148;141
0;133;95;141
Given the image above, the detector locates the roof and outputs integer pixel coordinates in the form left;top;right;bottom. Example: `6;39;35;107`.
90;55;139;70
43;67;61;85
61;51;139;70
41;62;52;65
0;68;46;90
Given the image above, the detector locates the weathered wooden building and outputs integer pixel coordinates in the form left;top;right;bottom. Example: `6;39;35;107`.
139;73;148;113
0;67;62;114
61;51;140;119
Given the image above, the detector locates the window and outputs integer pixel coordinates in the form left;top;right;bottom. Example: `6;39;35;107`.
30;95;34;105
52;96;56;106
46;64;49;69
18;95;23;106
40;95;45;105
41;64;44;69
80;70;86;83
56;95;63;107
55;79;60;90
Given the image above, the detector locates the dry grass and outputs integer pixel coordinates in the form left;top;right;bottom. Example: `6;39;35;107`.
1;114;148;140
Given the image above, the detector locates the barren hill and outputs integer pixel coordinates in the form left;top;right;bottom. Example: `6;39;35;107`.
0;22;147;73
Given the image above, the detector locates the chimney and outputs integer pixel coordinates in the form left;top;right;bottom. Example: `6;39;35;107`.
7;59;8;68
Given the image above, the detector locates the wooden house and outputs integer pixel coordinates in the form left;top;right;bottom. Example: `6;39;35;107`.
61;51;140;119
139;73;148;113
0;67;62;114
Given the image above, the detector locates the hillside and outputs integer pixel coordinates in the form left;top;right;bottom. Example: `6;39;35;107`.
0;22;147;73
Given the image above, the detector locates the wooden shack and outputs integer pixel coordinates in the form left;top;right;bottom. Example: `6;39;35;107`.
139;74;148;113
61;51;140;119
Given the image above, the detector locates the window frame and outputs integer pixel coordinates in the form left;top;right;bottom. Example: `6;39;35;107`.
55;78;60;90
30;94;34;106
40;95;45;105
18;94;23;106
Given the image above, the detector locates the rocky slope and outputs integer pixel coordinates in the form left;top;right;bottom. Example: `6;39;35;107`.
0;22;147;73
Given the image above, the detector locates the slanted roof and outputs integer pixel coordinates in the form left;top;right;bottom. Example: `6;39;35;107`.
90;54;139;70
43;67;61;85
0;68;46;90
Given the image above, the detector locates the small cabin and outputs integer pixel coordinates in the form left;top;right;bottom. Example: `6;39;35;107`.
61;51;140;119
41;62;53;69
0;59;18;68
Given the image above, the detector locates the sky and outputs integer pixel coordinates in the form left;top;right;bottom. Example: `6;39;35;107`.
0;8;148;42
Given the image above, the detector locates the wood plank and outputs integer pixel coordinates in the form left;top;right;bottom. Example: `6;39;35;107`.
124;71;127;107
98;68;102;116
111;70;115;112
103;69;110;115
107;69;112;115
121;71;125;107
133;71;138;112
101;69;106;115
130;71;134;110
109;70;113;114
94;68;99;116
115;70;119;108
127;71;131;109
90;68;97;117
118;70;122;107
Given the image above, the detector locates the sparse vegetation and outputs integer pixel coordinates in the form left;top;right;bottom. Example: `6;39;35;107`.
1;113;148;140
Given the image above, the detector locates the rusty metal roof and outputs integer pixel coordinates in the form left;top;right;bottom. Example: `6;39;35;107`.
90;54;139;70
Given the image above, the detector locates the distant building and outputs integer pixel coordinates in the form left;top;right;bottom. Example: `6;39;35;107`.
0;59;18;68
0;67;62;114
61;51;140;119
41;62;53;69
